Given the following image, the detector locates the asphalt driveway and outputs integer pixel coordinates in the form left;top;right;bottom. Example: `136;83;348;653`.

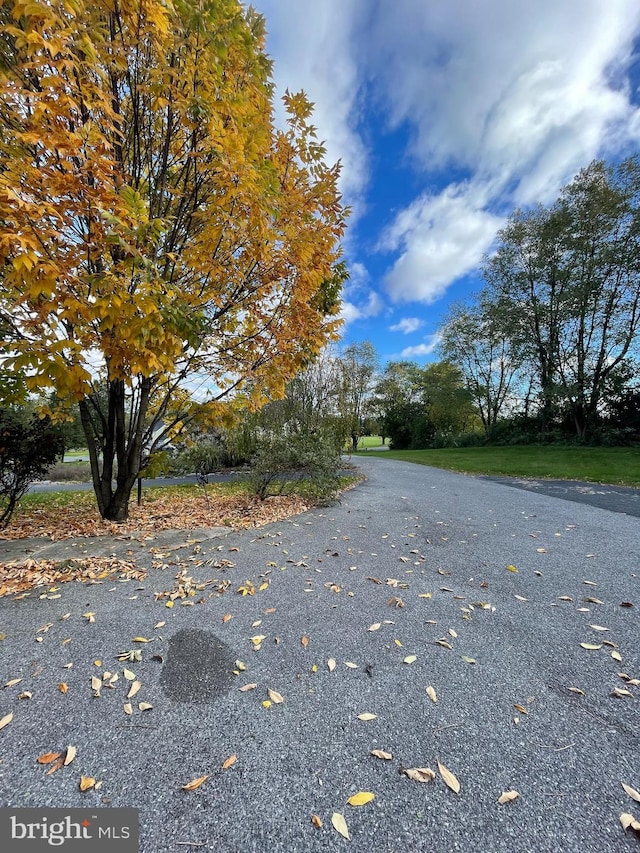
0;456;638;852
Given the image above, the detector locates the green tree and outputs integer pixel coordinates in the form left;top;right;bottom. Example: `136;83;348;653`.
336;341;378;451
484;157;640;439
0;0;347;520
421;361;477;439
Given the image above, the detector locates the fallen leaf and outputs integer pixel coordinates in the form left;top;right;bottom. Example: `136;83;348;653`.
460;656;476;664
580;643;602;650
404;767;436;783
620;813;640;832
589;624;609;632
506;565;518;573
357;713;377;721
612;651;623;662
327;658;336;671
426;686;437;703
583;580;597;586
37;751;62;764
498;790;520;804
435;639;452;650
138;702;153;712
222;754;236;769
127;680;141;699
611;687;633;698
123;668;136;681
559;596;573;602
19;691;31;700
403;655;417;664
83;612;95;623
64;745;76;766
268;688;283;704
79;776;95;792
622;783;640;803
568;687;585;696
4;678;22;688
331;812;350;840
311;815;322;829
370;749;392;760
91;676;102;696
368;623;381;632
438;760;461;794
448;628;458;638
347;791;375;806
514;703;528;714
301;636;309;647
621;602;634;608
222;613;232;623
514;595;528;602
182;775;209;791
154;621;165;629
58;682;68;694
418;592;432;599
344;661;358;669
239;683;257;692
584;597;603;604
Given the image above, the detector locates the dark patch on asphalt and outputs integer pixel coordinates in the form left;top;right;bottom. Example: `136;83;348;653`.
479;475;640;517
160;629;237;703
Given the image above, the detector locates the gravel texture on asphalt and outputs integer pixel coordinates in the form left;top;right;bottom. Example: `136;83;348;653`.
0;456;638;853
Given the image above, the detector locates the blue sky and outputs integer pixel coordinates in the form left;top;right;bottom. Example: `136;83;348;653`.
251;0;640;366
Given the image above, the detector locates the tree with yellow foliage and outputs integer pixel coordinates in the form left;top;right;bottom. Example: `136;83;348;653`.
0;0;347;520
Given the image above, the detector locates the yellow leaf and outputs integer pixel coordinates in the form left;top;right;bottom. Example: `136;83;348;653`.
94;660;102;667
235;660;246;672
498;790;519;804
357;713;377;721
182;775;209;791
331;812;350;840
262;700;271;708
370;749;392;760
347;791;375;806
404;767;435;783
127;680;141;699
64;745;76;766
403;655;417;664
132;637;150;643
394;639;403;647
460;656;476;664
437;760;461;793
418;592;432;598
622;783;640;803
79;776;95;792
426;685;437;703
165;601;174;609
506;565;518;573
222;754;236;769
268;688;283;704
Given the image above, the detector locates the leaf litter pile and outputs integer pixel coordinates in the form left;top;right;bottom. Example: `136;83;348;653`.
0;486;638;848
2;489;309;541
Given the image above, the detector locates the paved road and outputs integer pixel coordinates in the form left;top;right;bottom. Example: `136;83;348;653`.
1;456;639;852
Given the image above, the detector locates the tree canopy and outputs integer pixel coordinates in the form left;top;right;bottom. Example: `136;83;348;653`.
0;0;347;519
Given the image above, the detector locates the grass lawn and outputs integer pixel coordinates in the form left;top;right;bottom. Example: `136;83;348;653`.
363;445;640;486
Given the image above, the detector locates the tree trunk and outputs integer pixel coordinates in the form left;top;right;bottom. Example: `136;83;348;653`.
79;377;153;521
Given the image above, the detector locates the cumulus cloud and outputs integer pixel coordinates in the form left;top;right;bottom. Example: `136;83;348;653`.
389;317;424;334
400;334;442;359
381;183;504;303
338;261;384;324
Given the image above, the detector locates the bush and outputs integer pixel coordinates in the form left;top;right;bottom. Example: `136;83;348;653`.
172;439;227;475
248;431;342;502
0;409;64;527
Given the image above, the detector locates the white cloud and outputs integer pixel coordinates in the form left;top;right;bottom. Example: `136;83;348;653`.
364;0;640;299
400;334;442;359
389;317;424;334
381;183;504;303
339;290;383;325
250;0;369;212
